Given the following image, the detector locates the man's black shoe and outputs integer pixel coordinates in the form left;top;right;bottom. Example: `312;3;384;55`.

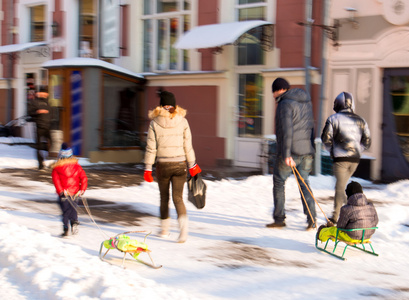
306;221;317;231
266;222;286;228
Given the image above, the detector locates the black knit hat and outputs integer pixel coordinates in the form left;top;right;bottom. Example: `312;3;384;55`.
160;91;176;107
345;181;363;198
272;78;290;93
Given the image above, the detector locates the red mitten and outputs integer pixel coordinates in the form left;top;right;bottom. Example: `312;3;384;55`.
189;164;202;177
144;170;154;182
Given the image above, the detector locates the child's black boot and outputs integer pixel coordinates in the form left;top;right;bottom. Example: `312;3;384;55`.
61;226;69;237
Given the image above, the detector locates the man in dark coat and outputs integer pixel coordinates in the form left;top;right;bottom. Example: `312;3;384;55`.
317;181;378;242
266;78;317;230
28;86;51;170
321;92;371;224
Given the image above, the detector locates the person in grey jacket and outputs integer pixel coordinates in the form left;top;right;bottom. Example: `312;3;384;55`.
317;181;378;242
266;78;317;230
321;92;371;224
144;91;201;243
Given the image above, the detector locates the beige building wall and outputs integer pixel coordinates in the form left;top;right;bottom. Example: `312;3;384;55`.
327;0;409;180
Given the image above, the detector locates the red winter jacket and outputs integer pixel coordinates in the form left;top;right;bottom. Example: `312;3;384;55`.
51;158;88;196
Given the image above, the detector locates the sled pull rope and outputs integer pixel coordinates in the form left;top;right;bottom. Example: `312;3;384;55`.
81;196;110;238
290;165;316;228
291;166;330;226
66;194;110;239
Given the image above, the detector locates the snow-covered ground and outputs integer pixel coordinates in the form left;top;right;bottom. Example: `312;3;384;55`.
1;138;409;300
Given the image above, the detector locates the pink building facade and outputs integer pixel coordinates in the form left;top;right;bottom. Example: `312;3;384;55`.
0;1;326;171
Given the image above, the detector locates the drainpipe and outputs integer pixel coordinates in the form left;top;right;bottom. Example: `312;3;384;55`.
6;0;14;122
314;0;330;176
304;0;313;95
317;0;329;137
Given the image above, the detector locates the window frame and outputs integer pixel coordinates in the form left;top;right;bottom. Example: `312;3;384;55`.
142;0;191;72
234;0;273;138
29;4;47;42
78;0;99;58
235;0;268;66
235;0;268;21
100;71;146;149
237;72;264;138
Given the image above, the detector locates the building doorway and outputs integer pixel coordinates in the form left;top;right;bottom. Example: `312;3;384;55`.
382;69;409;181
235;73;264;168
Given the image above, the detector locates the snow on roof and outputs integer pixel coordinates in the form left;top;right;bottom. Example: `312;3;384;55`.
0;42;47;54
174;20;273;50
42;57;144;79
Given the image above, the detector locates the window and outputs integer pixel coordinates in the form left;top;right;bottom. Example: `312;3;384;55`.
236;0;267;65
30;5;46;42
102;74;145;147
79;0;97;58
143;0;191;72
237;74;263;137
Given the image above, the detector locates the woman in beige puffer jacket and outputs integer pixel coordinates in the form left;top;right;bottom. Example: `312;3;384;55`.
144;91;201;243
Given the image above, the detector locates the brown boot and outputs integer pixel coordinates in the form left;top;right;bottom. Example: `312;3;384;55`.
266;222;286;228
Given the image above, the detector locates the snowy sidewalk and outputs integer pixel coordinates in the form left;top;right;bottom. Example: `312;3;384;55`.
1;142;409;299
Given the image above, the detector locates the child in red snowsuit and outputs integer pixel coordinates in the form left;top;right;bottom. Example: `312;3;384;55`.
51;143;88;237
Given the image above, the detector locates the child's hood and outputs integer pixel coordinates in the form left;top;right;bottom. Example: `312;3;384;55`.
51;157;79;169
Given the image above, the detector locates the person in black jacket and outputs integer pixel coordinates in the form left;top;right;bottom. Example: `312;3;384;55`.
28;86;51;170
266;78;317;230
321;92;371;224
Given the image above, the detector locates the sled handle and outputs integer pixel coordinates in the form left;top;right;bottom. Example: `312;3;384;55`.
113;230;152;243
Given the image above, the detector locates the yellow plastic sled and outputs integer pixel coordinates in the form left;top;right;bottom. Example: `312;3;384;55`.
99;231;162;269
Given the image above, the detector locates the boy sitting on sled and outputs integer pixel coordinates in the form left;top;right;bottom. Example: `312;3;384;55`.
317;181;378;243
51;143;88;237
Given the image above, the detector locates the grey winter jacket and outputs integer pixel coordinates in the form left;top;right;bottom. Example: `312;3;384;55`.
321;101;371;162
144;106;196;170
337;193;378;240
275;88;315;158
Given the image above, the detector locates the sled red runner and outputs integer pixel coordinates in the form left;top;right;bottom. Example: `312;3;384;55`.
99;230;162;269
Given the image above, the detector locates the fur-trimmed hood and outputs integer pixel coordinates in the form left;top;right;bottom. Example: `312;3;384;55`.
51;157;79;169
148;105;187;129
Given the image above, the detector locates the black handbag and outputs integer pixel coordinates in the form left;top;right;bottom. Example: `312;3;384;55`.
187;173;206;209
